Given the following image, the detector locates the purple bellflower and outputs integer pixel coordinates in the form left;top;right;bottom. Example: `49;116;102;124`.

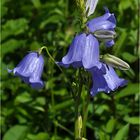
58;33;102;70
58;8;116;69
8;52;44;89
87;8;116;47
90;64;127;96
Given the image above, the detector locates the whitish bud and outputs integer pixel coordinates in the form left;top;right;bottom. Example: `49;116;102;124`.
101;54;130;70
86;0;99;17
93;30;116;41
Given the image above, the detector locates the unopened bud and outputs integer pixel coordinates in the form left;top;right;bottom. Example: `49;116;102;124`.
101;54;130;70
78;115;82;129
86;0;99;17
94;30;116;41
75;115;83;139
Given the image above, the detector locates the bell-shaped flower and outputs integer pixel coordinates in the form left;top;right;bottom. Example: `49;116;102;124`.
90;64;127;96
8;52;44;89
87;7;116;47
58;33;102;70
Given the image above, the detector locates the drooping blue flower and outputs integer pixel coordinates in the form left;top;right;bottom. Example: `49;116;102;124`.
90;64;127;96
58;33;102;70
87;7;116;47
8;52;44;89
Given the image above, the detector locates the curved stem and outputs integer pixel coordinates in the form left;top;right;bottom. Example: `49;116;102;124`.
39;46;75;99
39;46;63;72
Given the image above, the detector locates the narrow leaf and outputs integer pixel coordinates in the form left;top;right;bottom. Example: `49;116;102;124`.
114;124;129;140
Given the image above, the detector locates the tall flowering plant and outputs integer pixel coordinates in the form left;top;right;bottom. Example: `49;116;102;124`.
58;0;130;139
8;0;130;139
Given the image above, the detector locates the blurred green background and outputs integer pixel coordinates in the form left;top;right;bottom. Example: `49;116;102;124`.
1;0;139;140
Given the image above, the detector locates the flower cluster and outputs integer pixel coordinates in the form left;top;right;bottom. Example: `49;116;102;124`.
58;8;127;96
8;3;128;95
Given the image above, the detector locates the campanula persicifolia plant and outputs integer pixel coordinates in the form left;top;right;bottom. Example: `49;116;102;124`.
8;0;130;139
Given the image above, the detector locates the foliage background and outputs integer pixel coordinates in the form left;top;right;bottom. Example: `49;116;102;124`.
1;0;139;140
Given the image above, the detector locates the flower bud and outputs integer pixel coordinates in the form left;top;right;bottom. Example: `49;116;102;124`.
86;0;99;17
101;54;130;70
93;29;116;42
78;115;82;129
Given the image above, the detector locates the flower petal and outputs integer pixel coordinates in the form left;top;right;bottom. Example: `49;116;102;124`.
29;55;44;89
13;52;39;77
87;8;116;32
90;67;109;96
60;33;86;67
103;65;127;90
82;34;101;69
30;80;44;89
87;20;115;32
90;64;127;96
105;40;114;47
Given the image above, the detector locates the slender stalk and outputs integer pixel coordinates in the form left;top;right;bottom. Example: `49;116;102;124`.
54;121;74;136
82;73;91;138
82;94;90;137
75;69;83;140
39;46;75;99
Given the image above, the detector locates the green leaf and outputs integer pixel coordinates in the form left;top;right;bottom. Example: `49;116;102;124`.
106;117;116;133
113;29;127;55
1;39;26;57
35;97;46;106
98;129;110;140
31;0;41;9
34;132;49;140
0;0;9;18
114;124;129;140
3;125;28;140
115;83;139;99
94;104;110;115
53;89;68;96
124;116;140;125
119;0;132;13
122;52;138;63
53;99;74;111
2;18;28;41
27;132;50;140
14;92;32;104
39;15;64;29
123;68;135;79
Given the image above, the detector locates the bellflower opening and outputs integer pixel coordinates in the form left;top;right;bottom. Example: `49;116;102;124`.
90;64;127;96
58;33;102;70
87;7;116;47
8;52;44;89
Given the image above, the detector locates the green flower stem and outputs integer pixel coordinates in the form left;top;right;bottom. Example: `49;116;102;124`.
75;69;83;140
75;0;88;30
82;94;90;137
82;73;91;138
39;46;63;72
39;46;75;99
